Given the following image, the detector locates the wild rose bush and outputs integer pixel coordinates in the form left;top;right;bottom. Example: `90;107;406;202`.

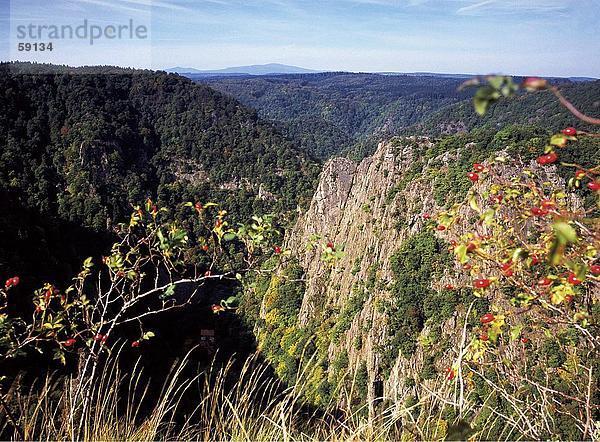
435;76;599;440
0;198;286;432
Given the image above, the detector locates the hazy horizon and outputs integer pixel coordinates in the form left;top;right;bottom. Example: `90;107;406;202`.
2;0;599;77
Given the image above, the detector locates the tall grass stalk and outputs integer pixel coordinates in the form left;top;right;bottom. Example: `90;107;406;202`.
2;348;519;441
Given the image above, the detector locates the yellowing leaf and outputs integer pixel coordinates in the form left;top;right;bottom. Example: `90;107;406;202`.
553;222;577;244
468;195;481;213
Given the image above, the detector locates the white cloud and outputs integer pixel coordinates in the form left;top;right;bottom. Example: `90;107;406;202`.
70;0;191;14
455;0;568;16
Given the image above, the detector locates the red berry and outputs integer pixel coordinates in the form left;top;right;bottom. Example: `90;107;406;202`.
446;367;455;380
211;304;225;314
591;265;600;276
531;207;548;217
501;262;513;277
546;151;558;163
194;202;203;212
561;127;577;136
567;272;582;285
575;170;586;180
520;337;529;344
467;172;479;182
201;244;209;252
422;213;431;220
522;77;547;91
444;284;455;290
326;241;335;250
473;163;485;172
63;338;77;347
536;152;558;165
436;225;446;231
4;276;20;289
131;340;140;348
474;278;491;289
479;333;489;341
274;246;282;254
204;270;212;277
587;181;600;191
538;277;552;287
480;313;495;324
530;255;540;266
565;295;574;303
466;242;477;252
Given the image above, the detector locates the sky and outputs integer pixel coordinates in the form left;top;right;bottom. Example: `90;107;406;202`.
1;0;599;77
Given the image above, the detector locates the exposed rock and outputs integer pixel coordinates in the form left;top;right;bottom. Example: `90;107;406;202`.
282;136;579;417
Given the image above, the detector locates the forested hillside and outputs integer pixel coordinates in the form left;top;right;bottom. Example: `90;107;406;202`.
0;62;320;282
1;65;598;440
197;73;596;160
198;72;471;159
418;79;600;135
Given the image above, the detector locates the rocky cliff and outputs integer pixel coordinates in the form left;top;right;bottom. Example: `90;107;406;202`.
279;134;579;415
284;137;455;410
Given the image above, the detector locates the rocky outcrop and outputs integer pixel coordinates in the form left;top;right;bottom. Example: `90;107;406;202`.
284;137;444;409
282;136;575;414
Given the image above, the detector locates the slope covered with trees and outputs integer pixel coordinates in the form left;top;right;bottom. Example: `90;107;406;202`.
198;72;471;159
198;73;596;160
0;62;320;282
414;79;600;134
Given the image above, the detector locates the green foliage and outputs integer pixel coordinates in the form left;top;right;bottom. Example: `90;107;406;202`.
384;232;454;369
200;73;470;160
355;361;369;401
541;339;566;368
0;63;319;265
332;286;368;343
419;79;600;135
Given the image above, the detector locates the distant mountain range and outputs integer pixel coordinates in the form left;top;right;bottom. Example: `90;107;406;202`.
165;63;320;76
165;64;597;81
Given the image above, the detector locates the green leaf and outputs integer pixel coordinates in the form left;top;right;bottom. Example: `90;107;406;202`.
454;244;469;264
53;348;66;365
550;134;568;147
223;232;237;241
511;248;529;262
509;325;523;341
223;296;238;307
160;284;176;299
468;195;481;213
553;222;577;245
487;75;505;90
473;96;489;116
482;208;495;226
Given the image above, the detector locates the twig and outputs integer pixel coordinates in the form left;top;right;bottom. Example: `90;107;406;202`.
550;86;600;126
0;389;25;440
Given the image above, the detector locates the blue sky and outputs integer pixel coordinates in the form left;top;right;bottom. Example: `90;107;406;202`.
2;0;599;76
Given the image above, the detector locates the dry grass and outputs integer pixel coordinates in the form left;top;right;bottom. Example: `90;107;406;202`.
3;347;589;441
1;348;464;441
